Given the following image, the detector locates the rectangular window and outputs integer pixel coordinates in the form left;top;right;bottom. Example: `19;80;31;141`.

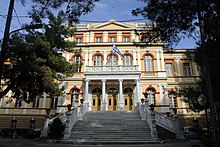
110;37;116;42
76;38;82;43
183;63;191;76
166;63;174;77
123;36;130;42
95;37;102;43
125;99;127;106
93;99;96;106
51;97;58;109
109;99;111;106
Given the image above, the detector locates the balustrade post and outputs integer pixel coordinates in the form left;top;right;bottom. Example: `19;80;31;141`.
140;98;145;120
79;99;84;120
63;111;72;139
174;115;182;139
145;98;149;119
150;111;158;139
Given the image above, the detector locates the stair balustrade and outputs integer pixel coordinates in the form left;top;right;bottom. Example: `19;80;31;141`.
138;101;182;139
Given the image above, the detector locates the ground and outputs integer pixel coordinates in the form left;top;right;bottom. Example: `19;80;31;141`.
0;138;206;147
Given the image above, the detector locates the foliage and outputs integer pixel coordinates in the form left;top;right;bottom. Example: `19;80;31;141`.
48;117;65;139
24;0;99;24
0;12;82;101
132;0;220;112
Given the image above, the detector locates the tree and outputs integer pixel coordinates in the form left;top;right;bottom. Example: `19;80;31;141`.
132;1;220;146
0;0;99;101
1;12;75;101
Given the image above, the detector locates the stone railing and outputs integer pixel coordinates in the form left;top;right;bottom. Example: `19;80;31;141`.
85;65;139;73
138;101;182;139
63;107;78;139
154;111;175;133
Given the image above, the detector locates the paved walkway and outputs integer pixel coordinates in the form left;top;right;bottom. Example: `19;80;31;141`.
0;138;206;147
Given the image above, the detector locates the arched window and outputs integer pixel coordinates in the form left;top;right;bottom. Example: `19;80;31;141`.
74;55;82;72
108;55;117;66
123;87;133;93
108;87;118;93
144;55;154;71
92;88;102;93
147;88;155;105
71;89;79;106
169;92;177;108
94;55;103;66
123;55;132;66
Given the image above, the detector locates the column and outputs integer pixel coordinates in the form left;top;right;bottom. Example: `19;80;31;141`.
5;90;12;113
137;51;141;71
84;79;89;111
135;79;140;106
158;84;163;103
181;95;187;114
85;32;90;42
103;51;107;65
90;32;94;42
160;51;165;71
118;79;124;111
41;92;47;114
156;50;161;71
163;85;169;112
84;51;88;70
103;31;108;42
118;56;122;65
102;79;106;111
117;31;122;42
175;57;182;82
133;51;137;65
23;92;29;114
89;51;92;66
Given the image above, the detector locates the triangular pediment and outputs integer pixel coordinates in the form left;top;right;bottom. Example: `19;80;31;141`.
92;19;135;30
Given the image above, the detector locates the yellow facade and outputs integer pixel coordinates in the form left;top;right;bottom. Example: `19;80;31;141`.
0;19;204;128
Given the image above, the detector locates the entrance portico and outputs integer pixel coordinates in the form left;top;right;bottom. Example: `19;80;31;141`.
84;66;141;111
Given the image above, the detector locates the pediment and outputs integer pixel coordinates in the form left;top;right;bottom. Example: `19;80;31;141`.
92;19;135;30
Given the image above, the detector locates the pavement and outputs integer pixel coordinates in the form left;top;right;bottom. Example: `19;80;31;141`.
0;138;206;147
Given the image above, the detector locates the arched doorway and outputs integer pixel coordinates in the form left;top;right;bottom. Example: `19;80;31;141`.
108;87;118;111
123;87;134;111
92;88;102;111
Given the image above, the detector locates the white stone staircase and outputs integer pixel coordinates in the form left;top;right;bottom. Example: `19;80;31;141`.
61;111;161;144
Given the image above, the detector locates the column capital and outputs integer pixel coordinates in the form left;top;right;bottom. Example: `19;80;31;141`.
119;79;123;82
101;79;106;82
85;79;90;82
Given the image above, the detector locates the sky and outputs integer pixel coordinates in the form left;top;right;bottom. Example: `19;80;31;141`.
0;0;197;48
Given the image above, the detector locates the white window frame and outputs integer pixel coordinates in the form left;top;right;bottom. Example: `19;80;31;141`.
166;63;174;77
144;55;154;71
183;63;191;76
94;55;103;66
108;55;117;66
123;55;132;66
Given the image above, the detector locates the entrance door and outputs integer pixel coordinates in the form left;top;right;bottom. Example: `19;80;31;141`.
124;93;134;111
92;94;101;111
108;94;118;111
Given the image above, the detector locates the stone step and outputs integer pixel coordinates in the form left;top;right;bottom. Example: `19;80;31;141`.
65;111;156;145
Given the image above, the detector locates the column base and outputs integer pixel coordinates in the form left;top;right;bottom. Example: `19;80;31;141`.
118;102;124;111
102;102;107;111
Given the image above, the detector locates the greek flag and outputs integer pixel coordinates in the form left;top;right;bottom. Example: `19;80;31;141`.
112;43;124;58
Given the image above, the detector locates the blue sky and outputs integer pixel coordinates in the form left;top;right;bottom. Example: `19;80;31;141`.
0;0;197;48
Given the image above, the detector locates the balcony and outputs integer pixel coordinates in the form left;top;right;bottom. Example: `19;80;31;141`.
85;65;140;75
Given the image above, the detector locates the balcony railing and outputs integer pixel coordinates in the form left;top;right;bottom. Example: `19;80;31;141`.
85;65;139;73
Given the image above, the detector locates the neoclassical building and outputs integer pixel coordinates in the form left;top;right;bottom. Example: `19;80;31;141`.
0;19;201;123
59;19;200;114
